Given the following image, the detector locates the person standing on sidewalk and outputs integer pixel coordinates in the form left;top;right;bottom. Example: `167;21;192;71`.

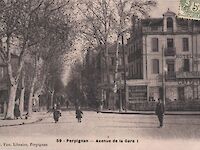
155;98;165;128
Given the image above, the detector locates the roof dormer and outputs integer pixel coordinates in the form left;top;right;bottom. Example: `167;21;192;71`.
163;9;177;32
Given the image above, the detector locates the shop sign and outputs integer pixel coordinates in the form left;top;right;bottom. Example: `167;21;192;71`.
128;86;147;102
176;71;200;79
177;79;200;85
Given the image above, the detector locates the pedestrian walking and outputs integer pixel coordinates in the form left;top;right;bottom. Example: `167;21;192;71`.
75;106;83;123
155;98;165;128
53;106;61;123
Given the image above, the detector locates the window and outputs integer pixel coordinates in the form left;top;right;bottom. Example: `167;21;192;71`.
183;59;190;72
167;38;174;48
152;59;159;74
166;60;175;73
168;63;175;73
178;87;184;100
151;38;159;52
183;38;189;51
167;17;173;32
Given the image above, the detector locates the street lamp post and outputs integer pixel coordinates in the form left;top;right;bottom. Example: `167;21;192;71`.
162;67;167;106
121;34;127;112
162;46;167;105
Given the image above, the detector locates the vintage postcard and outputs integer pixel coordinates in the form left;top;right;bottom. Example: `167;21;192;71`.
0;0;200;150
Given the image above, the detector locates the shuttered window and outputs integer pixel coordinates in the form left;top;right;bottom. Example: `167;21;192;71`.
152;59;159;74
151;38;159;52
183;38;189;51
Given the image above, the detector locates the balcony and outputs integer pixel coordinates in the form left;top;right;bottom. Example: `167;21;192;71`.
142;26;163;33
165;72;176;81
157;72;176;82
177;26;190;32
164;47;176;56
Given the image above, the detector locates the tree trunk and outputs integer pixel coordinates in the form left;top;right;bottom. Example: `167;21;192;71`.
50;90;55;109
27;74;37;116
114;35;123;112
5;83;18;119
3;101;7;116
104;43;111;110
19;69;25;118
5;45;19;119
33;74;47;98
27;55;38;116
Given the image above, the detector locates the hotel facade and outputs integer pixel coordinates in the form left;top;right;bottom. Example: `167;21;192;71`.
126;10;200;110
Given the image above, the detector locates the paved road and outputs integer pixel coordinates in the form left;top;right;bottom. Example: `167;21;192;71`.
0;111;200;150
0;111;200;138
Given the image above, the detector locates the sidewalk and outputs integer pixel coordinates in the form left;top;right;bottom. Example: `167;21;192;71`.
0;111;51;127
101;110;200;115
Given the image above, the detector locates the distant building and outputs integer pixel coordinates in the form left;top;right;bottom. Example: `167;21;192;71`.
126;9;200;110
85;44;127;110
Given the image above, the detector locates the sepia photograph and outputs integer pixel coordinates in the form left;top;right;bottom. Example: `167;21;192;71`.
0;0;200;149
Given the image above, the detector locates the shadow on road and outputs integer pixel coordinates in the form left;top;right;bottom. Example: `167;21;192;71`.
112;120;200;126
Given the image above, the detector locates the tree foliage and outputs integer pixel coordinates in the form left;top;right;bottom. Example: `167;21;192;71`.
0;0;76;118
76;0;157;107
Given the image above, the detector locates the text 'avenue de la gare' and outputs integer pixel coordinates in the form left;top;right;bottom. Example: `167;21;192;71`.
60;139;139;144
95;139;139;143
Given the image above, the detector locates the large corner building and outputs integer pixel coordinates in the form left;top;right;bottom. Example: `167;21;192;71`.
126;9;200;110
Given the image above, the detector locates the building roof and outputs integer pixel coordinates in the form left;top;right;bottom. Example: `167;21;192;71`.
163;9;176;16
141;15;200;27
141;18;163;26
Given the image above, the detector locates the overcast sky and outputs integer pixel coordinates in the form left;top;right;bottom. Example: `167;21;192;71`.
150;0;179;17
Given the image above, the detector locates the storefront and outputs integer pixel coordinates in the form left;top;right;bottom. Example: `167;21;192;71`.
128;85;147;102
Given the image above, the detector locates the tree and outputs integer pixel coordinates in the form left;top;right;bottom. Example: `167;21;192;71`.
64;60;86;106
24;0;76;115
77;0;117;109
0;0;76;119
0;0;28;119
78;0;156;110
111;0;157;111
19;68;25;117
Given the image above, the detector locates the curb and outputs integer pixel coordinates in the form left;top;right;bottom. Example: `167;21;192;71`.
0;112;51;128
100;111;200;115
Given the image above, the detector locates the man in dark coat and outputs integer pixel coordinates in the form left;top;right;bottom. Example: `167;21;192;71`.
155;98;165;128
75;106;83;123
53;106;61;123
